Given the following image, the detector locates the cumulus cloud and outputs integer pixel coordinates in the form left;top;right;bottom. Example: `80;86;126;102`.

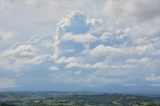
0;44;44;71
88;44;122;56
126;57;151;64
56;56;80;64
65;61;133;69
1;0;160;88
62;33;96;43
56;11;100;35
65;62;84;69
53;11;100;59
50;9;160;86
83;44;153;57
2;45;37;57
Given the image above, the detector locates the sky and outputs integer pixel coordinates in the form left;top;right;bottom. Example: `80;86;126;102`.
0;0;160;93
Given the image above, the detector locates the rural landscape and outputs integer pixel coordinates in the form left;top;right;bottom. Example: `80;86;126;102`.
0;92;160;106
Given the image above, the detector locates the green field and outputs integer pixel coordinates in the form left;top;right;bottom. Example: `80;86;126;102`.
0;92;160;106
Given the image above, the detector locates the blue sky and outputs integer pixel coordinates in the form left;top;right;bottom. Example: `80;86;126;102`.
0;0;160;93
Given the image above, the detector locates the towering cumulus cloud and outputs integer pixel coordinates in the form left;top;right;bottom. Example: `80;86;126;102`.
53;11;100;58
0;0;160;91
51;9;160;87
57;11;91;35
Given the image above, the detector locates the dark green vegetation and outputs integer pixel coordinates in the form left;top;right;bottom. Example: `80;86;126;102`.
0;92;160;106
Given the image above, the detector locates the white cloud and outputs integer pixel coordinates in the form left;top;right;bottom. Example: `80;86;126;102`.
126;57;151;64
91;62;105;69
88;44;122;56
0;31;14;41
133;44;153;54
101;0;160;21
0;0;159;87
126;57;154;69
65;62;134;70
49;8;160;86
56;56;80;64
2;45;37;57
56;11;100;35
62;33;96;43
53;11;101;59
0;77;17;89
49;66;58;71
130;23;160;38
2;0;160;21
65;62;83;69
84;44;153;57
146;74;160;81
0;44;44;71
